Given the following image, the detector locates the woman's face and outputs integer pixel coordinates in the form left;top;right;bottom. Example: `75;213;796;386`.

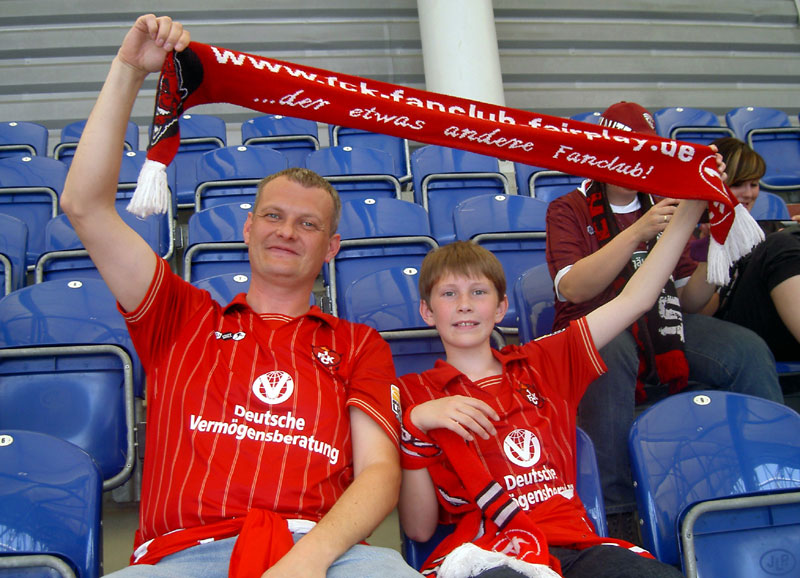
729;178;760;212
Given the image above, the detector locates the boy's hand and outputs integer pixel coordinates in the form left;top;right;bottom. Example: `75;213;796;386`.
117;14;190;75
410;396;500;442
632;197;680;242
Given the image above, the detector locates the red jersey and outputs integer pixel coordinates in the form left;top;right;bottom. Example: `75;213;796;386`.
124;258;400;549
399;318;605;533
546;187;697;331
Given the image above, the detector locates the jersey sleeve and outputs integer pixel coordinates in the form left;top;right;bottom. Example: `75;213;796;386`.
345;326;402;447
546;193;593;282
121;257;214;370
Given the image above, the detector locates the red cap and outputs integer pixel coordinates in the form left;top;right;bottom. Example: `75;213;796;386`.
599;101;657;135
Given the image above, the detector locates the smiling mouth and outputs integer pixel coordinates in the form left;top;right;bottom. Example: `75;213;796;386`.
454;321;479;327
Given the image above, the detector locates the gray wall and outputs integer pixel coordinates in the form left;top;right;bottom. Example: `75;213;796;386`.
1;0;798;150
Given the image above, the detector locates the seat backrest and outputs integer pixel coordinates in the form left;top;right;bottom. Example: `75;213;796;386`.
54;119;138;164
514;164;583;201
411;145;508;244
191;273;315;308
0;213;27;295
184;202;252;283
629;390;800;567
653;107;734;145
0;120;49;159
329;125;411;181
725;107;791;141
194;145;288;210
401;426;607;570
750;191;791;220
513;263;556;343
241;114;320;167
173;113;227;207
0;155;67;268
305;145;401;202
0;430;102;578
454;194;548;331
0;279;140;489
570;111;602;124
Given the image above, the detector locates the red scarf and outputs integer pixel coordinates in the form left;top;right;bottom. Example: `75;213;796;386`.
130;42;762;284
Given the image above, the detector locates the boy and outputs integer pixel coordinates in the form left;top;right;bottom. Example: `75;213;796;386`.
396;200;709;576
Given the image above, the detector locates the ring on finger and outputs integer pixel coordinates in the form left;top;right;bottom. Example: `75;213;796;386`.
663;214;668;223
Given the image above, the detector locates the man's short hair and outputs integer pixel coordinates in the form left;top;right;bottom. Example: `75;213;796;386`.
255;167;342;233
711;136;766;187
419;241;506;304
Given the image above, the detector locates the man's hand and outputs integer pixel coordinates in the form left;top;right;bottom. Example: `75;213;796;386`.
117;14;191;75
410;396;499;442
630;197;680;243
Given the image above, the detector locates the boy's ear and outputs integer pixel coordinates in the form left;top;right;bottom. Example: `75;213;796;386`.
494;294;509;324
419;299;437;328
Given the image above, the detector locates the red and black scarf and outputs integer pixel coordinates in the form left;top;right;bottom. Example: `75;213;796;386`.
130;41;763;284
585;182;689;402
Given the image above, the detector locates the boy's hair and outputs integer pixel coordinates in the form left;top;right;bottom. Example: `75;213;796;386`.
419;241;506;303
255;167;342;233
712;137;766;187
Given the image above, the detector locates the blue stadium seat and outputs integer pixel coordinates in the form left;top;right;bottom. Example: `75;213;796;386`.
401;427;607;570
342;264;504;377
570;111;602;124
513;263;556;344
0;120;49;159
750;191;791;221
0;430;102;578
184;202;251;283
305;146;402;202
241;114;320;167
653;107;734;145
0;214;27;296
0;279;140;490
0;155;67;268
173;113;227;208
410;145;510;245
453;194;549;333
194;145;288;211
327;197;437;318
514;163;583;201
53;119;138;166
329;125;411;182
192;273;251;306
726;107;800;193
629;390;800;575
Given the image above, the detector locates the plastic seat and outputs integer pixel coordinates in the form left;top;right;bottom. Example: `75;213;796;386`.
653;107;734;145
629;390;800;575
342;264;504;377
514;163;583;201
513;263;556;344
191;273;314;308
453;194;549;333
0;121;49;159
173;113;227;208
0;155;67;268
194;145;288;211
0;214;27;296
53;119;138;166
241;114;320;167
411;145;510;245
0;279;141;490
305;146;402;202
326;197;437;318
570;111;602;124
725;107;800;193
402;427;607;570
0;430;102;578
329;125;411;182
750;191;791;221
184;202;251;283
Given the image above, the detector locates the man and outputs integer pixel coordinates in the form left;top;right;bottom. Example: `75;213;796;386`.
544;101;783;542
61;14;420;578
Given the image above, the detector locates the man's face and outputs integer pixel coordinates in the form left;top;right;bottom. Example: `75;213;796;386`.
243;176;340;286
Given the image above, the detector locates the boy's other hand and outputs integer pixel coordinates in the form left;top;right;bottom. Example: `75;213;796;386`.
410;396;500;442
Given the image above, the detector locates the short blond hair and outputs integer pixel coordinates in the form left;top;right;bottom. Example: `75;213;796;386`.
255;167;341;233
419;241;506;304
712;137;766;187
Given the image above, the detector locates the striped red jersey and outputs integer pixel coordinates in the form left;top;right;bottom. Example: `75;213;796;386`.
399;318;605;529
124;259;400;548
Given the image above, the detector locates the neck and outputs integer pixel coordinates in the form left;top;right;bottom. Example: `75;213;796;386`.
444;345;503;383
604;184;638;207
246;278;315;318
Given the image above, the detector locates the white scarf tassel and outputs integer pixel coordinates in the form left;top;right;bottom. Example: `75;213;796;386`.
707;204;765;286
439;543;561;578
127;159;171;218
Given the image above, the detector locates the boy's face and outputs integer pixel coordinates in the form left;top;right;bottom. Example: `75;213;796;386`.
420;273;508;350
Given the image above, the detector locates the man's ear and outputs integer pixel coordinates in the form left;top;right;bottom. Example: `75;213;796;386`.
419;299;436;328
324;233;341;263
494;294;509;324
243;212;253;245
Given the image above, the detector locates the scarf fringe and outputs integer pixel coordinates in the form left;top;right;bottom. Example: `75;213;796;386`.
127;159;170;218
707;204;764;286
439;543;560;578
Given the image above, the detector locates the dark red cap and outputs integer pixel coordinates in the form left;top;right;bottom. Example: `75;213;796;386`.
599;101;657;135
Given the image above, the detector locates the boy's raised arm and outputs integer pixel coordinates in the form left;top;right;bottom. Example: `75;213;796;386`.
60;15;190;312
586;199;707;350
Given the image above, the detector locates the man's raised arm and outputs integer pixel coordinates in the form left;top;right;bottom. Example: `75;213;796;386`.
60;15;190;312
